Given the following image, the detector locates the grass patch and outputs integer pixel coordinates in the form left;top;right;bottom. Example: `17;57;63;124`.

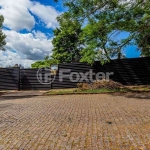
44;85;150;95
44;88;130;95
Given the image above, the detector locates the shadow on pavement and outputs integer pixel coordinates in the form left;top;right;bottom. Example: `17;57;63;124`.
0;91;46;101
0;95;39;101
109;92;150;100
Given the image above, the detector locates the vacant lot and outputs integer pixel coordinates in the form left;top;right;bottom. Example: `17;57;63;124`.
0;93;150;150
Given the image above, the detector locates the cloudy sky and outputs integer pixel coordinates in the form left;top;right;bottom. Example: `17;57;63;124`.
0;0;140;68
0;0;65;67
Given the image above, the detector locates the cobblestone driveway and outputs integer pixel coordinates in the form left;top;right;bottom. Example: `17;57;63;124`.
0;93;150;150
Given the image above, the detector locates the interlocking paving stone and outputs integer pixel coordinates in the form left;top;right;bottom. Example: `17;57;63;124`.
0;93;150;150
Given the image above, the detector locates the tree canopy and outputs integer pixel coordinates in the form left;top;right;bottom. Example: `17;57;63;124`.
0;15;6;51
31;56;58;68
52;13;83;63
53;0;150;64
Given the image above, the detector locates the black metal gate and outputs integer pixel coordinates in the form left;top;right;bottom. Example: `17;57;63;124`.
0;67;20;90
20;69;51;90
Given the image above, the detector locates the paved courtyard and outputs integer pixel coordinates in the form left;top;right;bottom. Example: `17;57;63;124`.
0;93;150;150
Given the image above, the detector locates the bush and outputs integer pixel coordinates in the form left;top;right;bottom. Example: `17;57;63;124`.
77;79;123;91
77;83;90;90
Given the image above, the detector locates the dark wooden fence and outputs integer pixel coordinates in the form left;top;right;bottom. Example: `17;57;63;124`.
20;69;51;90
19;63;93;90
0;57;150;90
0;68;19;90
94;57;150;85
52;62;93;89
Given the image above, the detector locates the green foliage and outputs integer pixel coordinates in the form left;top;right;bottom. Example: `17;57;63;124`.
52;12;83;63
54;0;150;63
0;15;6;51
31;56;58;68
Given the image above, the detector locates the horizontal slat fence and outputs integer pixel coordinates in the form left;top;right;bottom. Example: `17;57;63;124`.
0;57;150;91
20;69;51;90
94;57;150;85
52;62;94;89
0;68;19;90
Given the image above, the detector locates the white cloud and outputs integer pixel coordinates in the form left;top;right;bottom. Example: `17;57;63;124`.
0;0;61;31
29;2;61;29
0;0;62;67
0;0;35;31
0;50;34;68
32;30;47;40
2;30;53;67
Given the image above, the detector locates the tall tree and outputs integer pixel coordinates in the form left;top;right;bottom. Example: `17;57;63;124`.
0;15;6;51
52;12;83;63
54;0;150;63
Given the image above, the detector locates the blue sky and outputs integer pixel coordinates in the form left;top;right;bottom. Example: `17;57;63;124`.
112;31;141;58
0;0;140;67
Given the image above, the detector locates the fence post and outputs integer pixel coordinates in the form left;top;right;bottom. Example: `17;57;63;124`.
50;83;52;90
18;67;20;91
